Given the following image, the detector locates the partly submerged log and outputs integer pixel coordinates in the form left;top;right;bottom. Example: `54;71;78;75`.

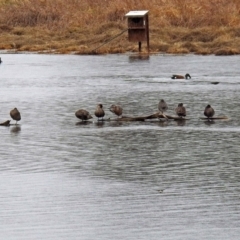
0;120;11;126
159;114;189;121
107;112;189;122
199;116;229;120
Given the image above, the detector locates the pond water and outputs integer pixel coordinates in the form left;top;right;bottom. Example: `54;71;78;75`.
0;53;240;239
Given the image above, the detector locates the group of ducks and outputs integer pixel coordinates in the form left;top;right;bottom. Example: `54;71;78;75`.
74;100;215;122
158;99;215;119
2;102;214;125
75;104;123;121
2;101;214;126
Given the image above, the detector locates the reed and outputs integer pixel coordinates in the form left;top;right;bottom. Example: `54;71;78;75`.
0;0;240;54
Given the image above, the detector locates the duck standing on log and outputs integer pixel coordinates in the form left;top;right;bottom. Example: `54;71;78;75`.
109;104;123;118
158;99;168;113
171;73;191;79
75;109;92;121
204;104;215;120
95;104;105;121
10;107;21;124
175;103;186;118
158;99;169;119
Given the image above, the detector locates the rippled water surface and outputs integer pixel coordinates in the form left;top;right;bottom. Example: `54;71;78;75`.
0;53;240;239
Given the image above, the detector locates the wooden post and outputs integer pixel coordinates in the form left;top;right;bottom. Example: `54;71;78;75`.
146;14;150;53
138;42;142;52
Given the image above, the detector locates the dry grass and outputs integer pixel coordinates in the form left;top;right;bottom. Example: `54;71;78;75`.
0;0;240;54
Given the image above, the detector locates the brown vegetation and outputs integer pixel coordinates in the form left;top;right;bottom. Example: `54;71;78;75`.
0;0;240;54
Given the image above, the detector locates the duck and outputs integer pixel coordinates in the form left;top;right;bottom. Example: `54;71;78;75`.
204;104;215;119
171;73;191;79
10;107;21;124
175;103;186;118
95;104;105;121
75;109;92;121
158;99;168;113
0;120;11;126
109;104;123;118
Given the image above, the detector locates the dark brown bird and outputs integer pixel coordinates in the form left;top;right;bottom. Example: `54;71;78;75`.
158;99;168;112
171;73;191;79
75;109;92;121
10;108;21;124
95;104;105;121
0;120;10;126
175;103;186;118
109;104;123;118
204;104;215;119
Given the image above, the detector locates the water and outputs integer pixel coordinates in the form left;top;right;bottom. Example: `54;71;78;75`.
0;53;240;239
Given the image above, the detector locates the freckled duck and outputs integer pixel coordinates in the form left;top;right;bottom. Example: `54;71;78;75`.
95;104;105;121
175;103;186;118
10;108;21;124
109;104;123;118
204;104;215;119
158;99;168;113
75;109;92;121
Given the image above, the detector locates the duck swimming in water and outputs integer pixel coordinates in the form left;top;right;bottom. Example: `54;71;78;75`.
171;73;191;79
175;103;186;118
10;107;21;124
95;104;105;121
109;104;123;118
158;99;168;113
75;109;92;121
204;104;215;119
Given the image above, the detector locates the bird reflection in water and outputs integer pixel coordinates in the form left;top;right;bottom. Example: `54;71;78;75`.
95;121;105;127
129;54;149;62
75;121;92;126
158;120;169;127
108;120;123;127
204;120;215;126
10;125;21;134
175;119;186;126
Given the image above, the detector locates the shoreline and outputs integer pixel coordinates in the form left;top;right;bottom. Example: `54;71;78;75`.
0;49;239;56
1;1;240;56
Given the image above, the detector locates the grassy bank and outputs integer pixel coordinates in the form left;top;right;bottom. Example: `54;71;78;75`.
0;0;240;55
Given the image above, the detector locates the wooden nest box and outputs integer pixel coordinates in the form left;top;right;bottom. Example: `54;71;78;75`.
125;10;149;52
